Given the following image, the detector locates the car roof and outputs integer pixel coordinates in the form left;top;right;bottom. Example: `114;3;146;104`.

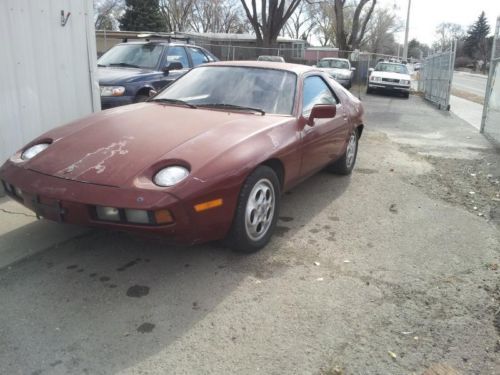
320;57;348;61
202;60;317;75
115;41;202;48
376;61;405;66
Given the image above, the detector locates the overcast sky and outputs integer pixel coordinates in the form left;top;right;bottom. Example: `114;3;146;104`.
382;0;499;45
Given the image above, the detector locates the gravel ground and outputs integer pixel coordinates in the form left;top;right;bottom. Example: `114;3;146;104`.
0;95;498;375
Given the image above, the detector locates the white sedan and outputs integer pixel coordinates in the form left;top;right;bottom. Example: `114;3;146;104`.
367;62;411;98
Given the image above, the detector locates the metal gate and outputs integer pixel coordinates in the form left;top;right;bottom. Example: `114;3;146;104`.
480;16;500;144
418;41;457;110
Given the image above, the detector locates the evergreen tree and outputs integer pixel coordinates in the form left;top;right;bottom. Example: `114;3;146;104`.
464;11;490;64
120;0;164;32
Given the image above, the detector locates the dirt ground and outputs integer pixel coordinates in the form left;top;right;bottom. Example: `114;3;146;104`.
0;94;499;375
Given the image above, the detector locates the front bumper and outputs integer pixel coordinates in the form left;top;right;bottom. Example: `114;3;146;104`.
101;95;135;109
332;77;352;88
0;163;233;244
368;82;410;92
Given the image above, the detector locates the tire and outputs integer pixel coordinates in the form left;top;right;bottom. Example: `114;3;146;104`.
225;166;281;253
327;129;359;175
134;94;149;103
366;86;373;94
403;92;410;99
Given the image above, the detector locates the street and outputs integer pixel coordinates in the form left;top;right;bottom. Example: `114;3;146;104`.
0;94;499;375
452;71;488;98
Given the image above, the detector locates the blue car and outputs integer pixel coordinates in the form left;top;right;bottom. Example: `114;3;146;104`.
97;40;218;109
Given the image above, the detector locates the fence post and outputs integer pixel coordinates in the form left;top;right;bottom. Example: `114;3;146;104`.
445;39;457;111
480;16;500;133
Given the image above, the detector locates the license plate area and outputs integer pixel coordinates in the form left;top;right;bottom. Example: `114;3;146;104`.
31;196;66;222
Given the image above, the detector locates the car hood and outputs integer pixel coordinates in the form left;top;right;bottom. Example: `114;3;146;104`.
320;68;351;76
97;67;159;85
25;103;288;187
371;71;411;80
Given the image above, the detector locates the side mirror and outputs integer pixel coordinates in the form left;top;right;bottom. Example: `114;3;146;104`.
149;89;157;97
351;67;356;71
308;104;336;126
162;61;183;74
368;68;374;73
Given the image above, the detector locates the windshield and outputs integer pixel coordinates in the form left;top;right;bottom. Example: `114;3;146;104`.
258;56;284;62
317;59;350;69
374;63;409;74
98;44;164;70
156;66;297;115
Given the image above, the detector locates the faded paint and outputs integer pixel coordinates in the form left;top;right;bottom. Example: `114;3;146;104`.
0;63;364;245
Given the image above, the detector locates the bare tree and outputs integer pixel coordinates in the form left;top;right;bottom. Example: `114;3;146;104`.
94;0;125;30
434;22;464;50
334;0;376;54
240;0;303;47
361;5;402;55
284;1;314;41
159;0;196;32
191;0;248;33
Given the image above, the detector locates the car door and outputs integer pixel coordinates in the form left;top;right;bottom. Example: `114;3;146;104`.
299;75;349;177
155;45;191;90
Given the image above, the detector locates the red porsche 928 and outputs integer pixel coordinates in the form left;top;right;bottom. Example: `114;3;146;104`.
0;61;364;253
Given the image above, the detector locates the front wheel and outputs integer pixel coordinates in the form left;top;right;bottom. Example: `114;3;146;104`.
327;129;359;175
226;166;281;253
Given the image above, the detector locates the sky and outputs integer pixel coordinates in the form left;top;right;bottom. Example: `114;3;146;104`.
381;0;499;45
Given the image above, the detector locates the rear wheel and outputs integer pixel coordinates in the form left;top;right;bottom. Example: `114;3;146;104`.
226;166;280;253
327;129;359;175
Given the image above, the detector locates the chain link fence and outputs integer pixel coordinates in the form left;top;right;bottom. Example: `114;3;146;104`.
417;41;457;110
480;17;500;144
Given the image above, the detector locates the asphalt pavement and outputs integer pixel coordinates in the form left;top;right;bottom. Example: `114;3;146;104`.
0;94;499;374
452;71;487;98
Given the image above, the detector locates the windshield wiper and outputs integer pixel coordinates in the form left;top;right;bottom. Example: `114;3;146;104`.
108;62;141;68
149;98;197;109
97;63;107;67
198;103;265;115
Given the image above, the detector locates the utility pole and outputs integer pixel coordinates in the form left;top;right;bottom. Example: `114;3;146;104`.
402;0;411;61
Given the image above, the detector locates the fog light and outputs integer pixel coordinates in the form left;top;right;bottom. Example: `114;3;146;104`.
154;209;173;224
96;206;120;221
125;209;150;224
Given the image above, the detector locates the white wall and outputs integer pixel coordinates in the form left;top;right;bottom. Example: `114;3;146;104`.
0;0;100;162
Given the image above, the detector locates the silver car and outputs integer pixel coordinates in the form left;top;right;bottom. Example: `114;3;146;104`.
316;58;355;89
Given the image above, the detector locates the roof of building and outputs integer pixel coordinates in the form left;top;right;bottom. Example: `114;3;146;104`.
95;30;306;44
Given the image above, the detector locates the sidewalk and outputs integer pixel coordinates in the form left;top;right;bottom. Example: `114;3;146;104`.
449;94;483;130
0;197;87;268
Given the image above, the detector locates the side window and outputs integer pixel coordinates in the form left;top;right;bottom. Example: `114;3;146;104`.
302;76;338;116
188;47;210;67
165;46;189;69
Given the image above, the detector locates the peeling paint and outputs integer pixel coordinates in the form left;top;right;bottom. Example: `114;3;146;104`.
56;137;133;178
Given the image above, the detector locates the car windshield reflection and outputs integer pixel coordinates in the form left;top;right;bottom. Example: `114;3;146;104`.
156;66;297;115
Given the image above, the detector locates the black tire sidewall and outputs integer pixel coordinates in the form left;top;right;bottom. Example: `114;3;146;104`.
227;166;281;253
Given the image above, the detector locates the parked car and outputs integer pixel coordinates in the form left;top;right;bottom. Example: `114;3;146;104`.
0;61;364;253
414;63;422;71
367;62;411;98
257;55;285;62
315;58;355;89
97;38;218;109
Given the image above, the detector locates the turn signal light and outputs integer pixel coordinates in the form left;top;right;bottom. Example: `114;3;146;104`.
194;198;223;212
154;209;174;224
